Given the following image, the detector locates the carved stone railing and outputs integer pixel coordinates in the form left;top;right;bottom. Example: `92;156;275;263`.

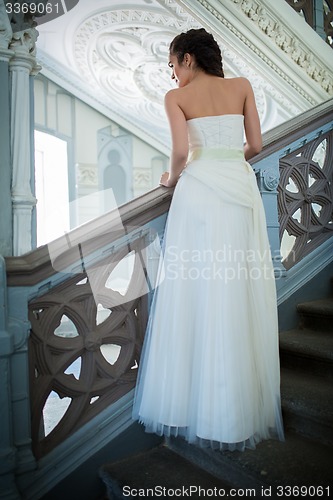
28;236;150;458
6;187;173;462
253;98;333;272
278;128;333;269
285;0;333;47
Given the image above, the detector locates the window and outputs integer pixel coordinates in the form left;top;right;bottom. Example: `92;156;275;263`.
35;131;70;246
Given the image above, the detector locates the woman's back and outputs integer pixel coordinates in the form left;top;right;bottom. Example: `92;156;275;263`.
174;75;248;121
187;114;244;151
166;74;261;161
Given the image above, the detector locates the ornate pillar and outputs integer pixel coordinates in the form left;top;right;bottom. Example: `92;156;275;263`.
5;2;49;487
0;3;20;498
0;3;49;497
9;26;39;256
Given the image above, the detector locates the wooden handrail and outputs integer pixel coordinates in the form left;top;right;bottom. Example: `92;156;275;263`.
6;186;174;286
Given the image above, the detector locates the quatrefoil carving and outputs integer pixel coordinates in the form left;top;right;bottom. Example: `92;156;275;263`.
278;132;333;269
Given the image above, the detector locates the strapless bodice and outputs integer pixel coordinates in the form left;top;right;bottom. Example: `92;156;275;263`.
187;114;244;151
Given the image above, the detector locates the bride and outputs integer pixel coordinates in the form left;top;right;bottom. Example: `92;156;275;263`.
132;28;284;451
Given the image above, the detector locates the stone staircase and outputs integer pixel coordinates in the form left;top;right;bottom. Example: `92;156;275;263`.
99;297;333;499
280;298;333;447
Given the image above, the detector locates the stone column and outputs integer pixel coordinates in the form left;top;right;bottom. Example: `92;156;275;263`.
0;3;20;498
9;27;39;256
6;8;44;484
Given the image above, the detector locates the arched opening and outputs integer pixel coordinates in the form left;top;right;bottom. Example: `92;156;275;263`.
103;149;126;208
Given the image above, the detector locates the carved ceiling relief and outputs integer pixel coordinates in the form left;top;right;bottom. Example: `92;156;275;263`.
73;10;195;134
77;6;281;133
96;30;172;105
70;2;310;140
33;0;329;149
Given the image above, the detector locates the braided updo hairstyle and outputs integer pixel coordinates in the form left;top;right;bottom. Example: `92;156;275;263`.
169;28;224;78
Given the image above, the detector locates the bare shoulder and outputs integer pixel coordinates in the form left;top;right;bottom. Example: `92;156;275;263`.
226;76;252;90
164;87;189;114
164;87;185;103
164;89;180;114
164;88;177;103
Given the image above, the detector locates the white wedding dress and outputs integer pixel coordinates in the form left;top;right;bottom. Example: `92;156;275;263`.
132;114;284;451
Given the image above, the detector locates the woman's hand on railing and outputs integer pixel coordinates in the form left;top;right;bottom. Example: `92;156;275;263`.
159;171;177;187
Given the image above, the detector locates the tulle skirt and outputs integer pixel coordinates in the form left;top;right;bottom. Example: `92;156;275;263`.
132;149;284;451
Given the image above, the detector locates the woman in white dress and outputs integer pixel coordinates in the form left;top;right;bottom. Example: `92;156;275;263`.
133;28;284;451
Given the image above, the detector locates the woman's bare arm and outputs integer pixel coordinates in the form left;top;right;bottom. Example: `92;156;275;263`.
242;78;262;160
161;90;189;187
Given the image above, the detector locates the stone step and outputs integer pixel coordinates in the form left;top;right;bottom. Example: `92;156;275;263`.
100;433;333;499
281;367;333;446
168;431;333;490
297;298;333;331
99;292;333;499
99;444;233;500
279;329;333;380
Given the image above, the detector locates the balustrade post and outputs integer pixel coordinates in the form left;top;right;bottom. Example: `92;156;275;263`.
7;289;36;476
254;153;286;281
0;257;20;500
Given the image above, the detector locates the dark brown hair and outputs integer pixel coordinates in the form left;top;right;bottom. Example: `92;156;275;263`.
169;28;224;78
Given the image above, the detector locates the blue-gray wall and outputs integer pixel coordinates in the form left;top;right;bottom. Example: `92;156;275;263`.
0;60;12;256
